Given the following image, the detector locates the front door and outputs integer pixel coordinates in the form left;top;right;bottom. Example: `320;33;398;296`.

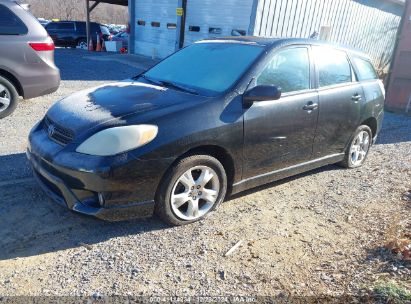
243;46;319;179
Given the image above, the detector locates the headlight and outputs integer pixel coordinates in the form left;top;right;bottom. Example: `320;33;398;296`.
76;125;158;156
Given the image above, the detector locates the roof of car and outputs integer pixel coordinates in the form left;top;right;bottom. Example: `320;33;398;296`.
198;36;370;59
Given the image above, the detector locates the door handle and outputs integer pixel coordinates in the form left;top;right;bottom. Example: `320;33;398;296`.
303;101;318;111
352;94;362;102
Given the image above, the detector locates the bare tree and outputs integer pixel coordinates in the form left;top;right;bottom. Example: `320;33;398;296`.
26;0;128;24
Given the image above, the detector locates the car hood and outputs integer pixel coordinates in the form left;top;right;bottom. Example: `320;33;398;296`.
46;80;206;136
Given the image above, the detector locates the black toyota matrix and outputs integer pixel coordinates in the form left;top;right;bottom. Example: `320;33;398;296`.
27;38;385;225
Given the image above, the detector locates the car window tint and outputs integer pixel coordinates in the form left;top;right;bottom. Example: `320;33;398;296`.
59;23;75;30
313;46;352;87
76;22;86;31
46;22;58;30
257;47;310;93
0;4;28;35
353;57;378;81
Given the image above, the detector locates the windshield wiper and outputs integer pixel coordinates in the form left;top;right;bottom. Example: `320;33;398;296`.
139;74;163;86
158;80;199;95
139;74;199;95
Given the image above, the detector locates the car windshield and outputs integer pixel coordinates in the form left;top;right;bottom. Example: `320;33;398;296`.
100;25;110;35
143;42;265;96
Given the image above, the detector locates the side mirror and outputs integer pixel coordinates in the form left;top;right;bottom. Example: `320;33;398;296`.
243;85;282;106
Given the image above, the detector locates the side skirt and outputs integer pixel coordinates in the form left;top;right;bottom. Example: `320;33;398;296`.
231;153;345;195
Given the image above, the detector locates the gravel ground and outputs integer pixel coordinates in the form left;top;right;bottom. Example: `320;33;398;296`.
0;49;410;298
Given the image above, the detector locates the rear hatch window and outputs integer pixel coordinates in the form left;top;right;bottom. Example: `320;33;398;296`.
0;4;28;35
353;57;378;81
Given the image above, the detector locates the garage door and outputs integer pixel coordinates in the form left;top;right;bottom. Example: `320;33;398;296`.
183;0;254;46
134;0;179;58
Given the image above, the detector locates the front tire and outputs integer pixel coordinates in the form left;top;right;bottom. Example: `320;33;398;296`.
155;155;227;226
339;125;372;168
0;75;19;119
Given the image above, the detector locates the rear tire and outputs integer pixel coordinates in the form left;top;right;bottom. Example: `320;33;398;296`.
0;75;19;119
77;38;88;50
155;155;227;226
339;125;372;168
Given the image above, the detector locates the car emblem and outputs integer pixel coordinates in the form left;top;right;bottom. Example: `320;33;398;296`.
48;124;56;137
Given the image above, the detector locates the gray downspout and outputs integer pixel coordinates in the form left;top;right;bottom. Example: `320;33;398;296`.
128;0;136;54
248;0;260;36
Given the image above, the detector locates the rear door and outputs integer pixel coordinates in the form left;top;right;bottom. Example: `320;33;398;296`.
46;22;75;46
243;46;319;179
312;46;363;158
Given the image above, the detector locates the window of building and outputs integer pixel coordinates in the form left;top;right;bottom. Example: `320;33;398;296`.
209;27;222;34
151;22;160;27
352;57;378;81
167;23;177;29
189;26;200;32
231;29;246;36
0;4;28;35
313;46;352;87
257;47;310;93
137;20;145;26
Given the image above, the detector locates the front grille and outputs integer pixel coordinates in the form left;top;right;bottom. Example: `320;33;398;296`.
43;116;74;145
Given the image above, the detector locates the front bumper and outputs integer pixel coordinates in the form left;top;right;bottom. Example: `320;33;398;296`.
27;149;156;221
27;124;173;221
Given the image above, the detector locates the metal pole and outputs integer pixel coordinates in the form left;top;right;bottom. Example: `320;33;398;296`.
86;0;90;49
128;0;135;54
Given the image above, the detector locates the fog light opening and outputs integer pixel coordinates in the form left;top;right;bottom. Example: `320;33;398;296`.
98;192;105;206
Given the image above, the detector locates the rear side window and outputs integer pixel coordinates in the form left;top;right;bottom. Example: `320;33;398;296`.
58;23;75;30
313;46;352;87
0;4;28;35
257;47;310;93
76;22;86;31
46;23;58;30
352;57;378;81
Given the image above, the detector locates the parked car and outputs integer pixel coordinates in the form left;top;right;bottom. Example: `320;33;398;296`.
37;17;50;27
0;0;60;119
27;37;385;225
111;31;128;48
45;21;111;49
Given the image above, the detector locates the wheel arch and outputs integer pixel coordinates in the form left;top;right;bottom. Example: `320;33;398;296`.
0;68;23;97
158;145;236;193
360;117;377;138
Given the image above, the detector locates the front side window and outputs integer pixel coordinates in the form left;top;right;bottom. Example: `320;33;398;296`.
0;5;28;35
313;46;352;87
257;47;310;93
144;43;264;96
352;57;378;81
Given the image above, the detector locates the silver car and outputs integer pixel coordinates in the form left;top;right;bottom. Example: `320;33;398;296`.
0;0;60;119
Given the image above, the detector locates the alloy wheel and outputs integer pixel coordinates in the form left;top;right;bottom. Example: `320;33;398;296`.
171;165;220;221
350;131;370;166
0;84;11;114
78;41;88;49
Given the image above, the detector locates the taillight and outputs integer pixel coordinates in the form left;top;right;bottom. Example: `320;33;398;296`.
29;42;55;51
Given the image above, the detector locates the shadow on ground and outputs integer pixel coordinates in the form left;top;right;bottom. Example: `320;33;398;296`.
0;151;340;261
375;112;411;145
55;49;153;81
